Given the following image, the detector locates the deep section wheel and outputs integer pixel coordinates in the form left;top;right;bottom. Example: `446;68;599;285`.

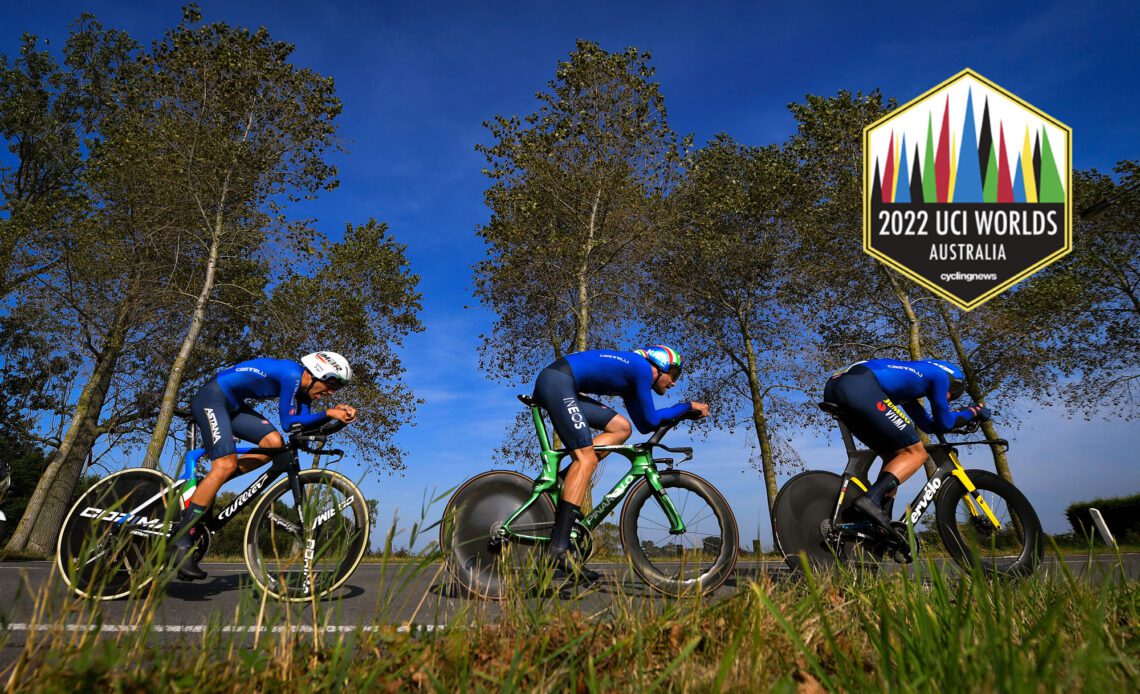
56;469;174;600
620;470;738;596
441;470;554;600
771;470;870;572
935;469;1042;577
244;469;369;601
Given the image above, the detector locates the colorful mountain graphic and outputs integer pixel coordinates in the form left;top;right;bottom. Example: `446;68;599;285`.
870;86;1066;204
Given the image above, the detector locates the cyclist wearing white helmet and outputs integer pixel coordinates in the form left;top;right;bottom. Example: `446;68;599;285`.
175;352;357;580
531;345;710;580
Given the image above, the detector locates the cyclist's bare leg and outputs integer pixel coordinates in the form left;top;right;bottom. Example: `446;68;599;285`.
591;414;631;462
189;454;239;508
189;431;284;506
236;431;284;474
561;446;598;507
854;442;927;545
882;442;928;486
552;417;631;578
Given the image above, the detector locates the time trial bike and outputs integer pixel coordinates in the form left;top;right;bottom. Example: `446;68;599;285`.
772;402;1043;576
442;395;739;599
56;414;369;601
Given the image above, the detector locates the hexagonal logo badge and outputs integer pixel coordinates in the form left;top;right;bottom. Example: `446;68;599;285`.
863;69;1071;310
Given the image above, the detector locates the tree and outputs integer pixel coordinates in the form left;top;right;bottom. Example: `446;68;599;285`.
0;32;84;297
1048;162;1139;416
788;91;948;476
474;39;683;382
139;6;342;470
2;19;187;554
645;136;813;524
252;219;423;470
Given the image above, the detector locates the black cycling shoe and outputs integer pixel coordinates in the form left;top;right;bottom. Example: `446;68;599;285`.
171;543;207;581
854;497;907;544
549;550;600;584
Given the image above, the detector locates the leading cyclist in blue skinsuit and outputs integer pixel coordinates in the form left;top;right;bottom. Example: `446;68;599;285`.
823;358;990;540
173;351;357;580
532;345;710;579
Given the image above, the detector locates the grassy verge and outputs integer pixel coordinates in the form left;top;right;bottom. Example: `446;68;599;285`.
4;550;1137;692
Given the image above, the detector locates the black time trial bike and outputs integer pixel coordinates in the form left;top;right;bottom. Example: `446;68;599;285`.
442;395;739;599
772;402;1043;577
56;414;369;602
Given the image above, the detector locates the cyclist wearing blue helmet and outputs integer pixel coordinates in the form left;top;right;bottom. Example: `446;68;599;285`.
823;357;990;537
532;345;709;579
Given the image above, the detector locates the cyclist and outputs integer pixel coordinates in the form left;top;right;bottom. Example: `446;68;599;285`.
174;351;357;580
532;345;710;580
823;358;990;540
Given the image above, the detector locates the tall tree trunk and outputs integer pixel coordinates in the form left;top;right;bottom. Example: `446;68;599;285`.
573;188;601;353
5;298;132;554
882;268;937;476
141;230;222;469
741;327;778;542
575;188;602;512
935;302;1015;482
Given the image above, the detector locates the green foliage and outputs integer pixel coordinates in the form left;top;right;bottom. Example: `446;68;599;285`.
0;432;48;535
474;39;684;384
254;219;423;470
1066;493;1140;543
645;135;815;500
6;561;1138;691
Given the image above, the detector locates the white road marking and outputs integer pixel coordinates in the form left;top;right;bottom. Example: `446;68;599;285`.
3;623;446;634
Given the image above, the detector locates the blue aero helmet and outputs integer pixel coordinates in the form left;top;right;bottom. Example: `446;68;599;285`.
635;345;683;377
926;359;966;399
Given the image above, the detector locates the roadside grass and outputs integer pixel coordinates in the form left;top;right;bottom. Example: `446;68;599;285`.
4;537;1137;692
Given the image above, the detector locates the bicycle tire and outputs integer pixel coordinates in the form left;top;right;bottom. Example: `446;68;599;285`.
55;468;174;600
935;469;1043;577
620;470;738;597
441;470;554;600
243;469;369;602
772;470;867;572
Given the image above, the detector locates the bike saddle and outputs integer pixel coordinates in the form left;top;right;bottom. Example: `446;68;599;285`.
818;402;843;418
517;394;537;407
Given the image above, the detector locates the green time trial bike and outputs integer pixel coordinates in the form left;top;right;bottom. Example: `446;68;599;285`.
442;395;739;599
772;402;1043;576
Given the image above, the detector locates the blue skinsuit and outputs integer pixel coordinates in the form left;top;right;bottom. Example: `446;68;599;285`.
533;350;692;451
855;359;972;433
191;358;330;459
563;350;692;433
823;358;975;456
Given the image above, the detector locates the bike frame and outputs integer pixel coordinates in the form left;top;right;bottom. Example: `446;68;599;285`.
499;402;688;542
826;419;1003;535
91;444;305;541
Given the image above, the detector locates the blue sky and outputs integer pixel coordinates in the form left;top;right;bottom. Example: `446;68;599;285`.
4;1;1138;546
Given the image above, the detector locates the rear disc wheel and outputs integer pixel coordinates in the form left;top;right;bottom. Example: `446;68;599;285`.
441;470;554;600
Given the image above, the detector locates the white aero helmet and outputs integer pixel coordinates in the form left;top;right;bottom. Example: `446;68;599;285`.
302;351;353;386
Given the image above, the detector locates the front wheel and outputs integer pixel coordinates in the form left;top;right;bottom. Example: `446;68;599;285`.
244;469;369;602
441;470;555;600
56;468;175;600
935;469;1043;577
620;470;738;597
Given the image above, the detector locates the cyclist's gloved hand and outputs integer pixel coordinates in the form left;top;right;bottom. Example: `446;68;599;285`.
967;404;991;422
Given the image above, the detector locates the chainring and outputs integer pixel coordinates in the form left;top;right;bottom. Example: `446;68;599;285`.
570;521;593;563
191;525;212;563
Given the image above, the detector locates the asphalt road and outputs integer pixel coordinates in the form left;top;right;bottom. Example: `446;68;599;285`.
1;554;1136;668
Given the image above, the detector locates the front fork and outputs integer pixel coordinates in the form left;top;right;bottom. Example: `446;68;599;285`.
947;452;1001;529
287;469;316;595
644;466;687;535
